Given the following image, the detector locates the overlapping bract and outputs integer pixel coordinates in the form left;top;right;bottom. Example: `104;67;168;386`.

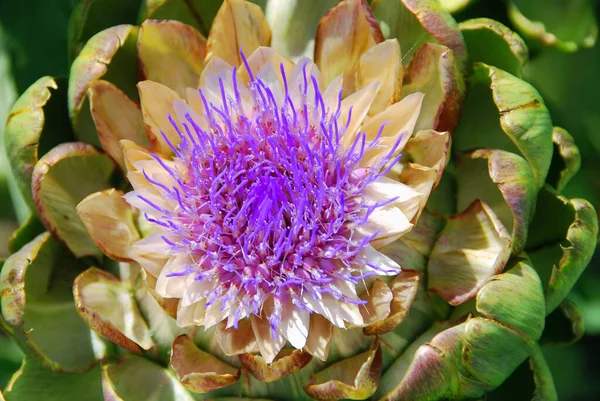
0;0;597;400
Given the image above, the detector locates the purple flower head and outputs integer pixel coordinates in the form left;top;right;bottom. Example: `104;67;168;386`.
126;52;424;361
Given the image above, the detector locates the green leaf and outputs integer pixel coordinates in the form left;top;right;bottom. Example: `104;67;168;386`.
540;299;584;347
68;0;143;60
462;317;531;390
453;63;553;189
69;25;139;146
0;232;96;372
139;0;223;37
460;259;544;391
371;0;467;70
507;0;597;52
377;259;545;400
31;142;116;259
459;18;528;77
527;186;598;313
4;77;75;210
456;149;537;253
476;258;545;342
102;355;195;401
3;357;102;401
547;127;582;193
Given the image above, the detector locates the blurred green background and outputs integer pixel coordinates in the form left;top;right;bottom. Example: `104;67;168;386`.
0;0;599;399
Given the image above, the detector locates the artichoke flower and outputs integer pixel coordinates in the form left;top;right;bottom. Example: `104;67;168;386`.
1;0;597;400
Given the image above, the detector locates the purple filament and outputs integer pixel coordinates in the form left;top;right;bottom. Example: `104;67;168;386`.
141;57;403;330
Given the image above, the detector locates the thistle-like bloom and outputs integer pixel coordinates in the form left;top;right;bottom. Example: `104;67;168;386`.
5;0;598;399
125;51;424;362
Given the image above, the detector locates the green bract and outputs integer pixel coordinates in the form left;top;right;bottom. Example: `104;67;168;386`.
1;0;598;400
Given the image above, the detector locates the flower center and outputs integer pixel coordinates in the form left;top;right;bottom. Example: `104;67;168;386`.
140;59;403;329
